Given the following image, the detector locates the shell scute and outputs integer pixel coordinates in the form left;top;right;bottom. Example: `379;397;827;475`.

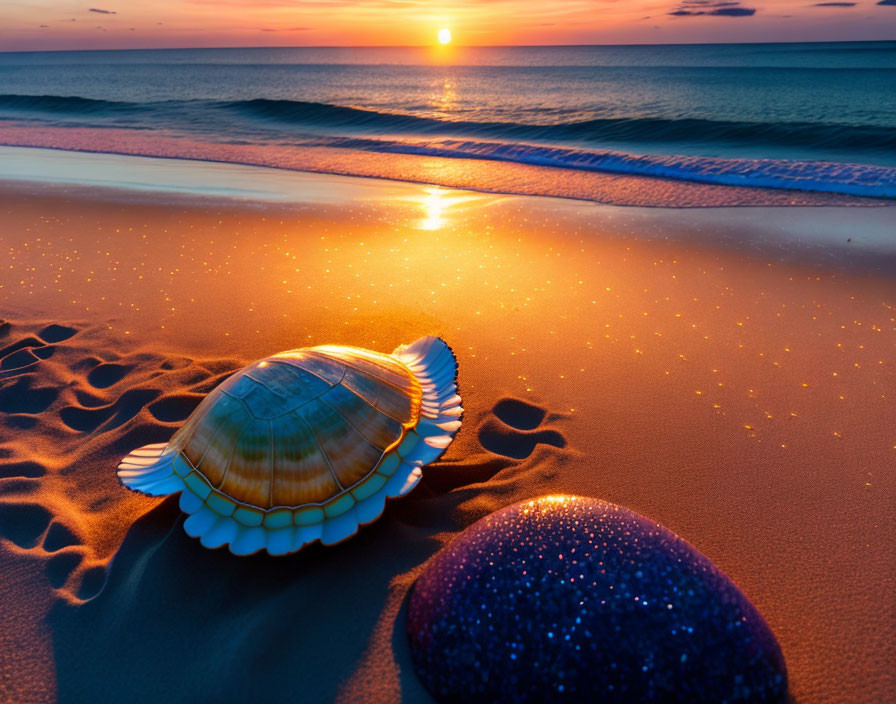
293;505;325;526
218;417;272;508
184;471;212;500
269;412;341;506
184;472;212;501
263;509;292;529
182;393;249;486
323;493;355;518
351;472;388;502
321;383;405;451
299;398;384;489
274;351;346;386
178;392;250;470
248;360;330;403
206;492;236;517
313;346;417;393
396;432;420;459
233;505;264;527
341;367;419;425
375;453;401;478
235;380;294;420
221;371;260;399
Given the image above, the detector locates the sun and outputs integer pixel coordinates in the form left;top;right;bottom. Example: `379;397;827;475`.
437;28;452;45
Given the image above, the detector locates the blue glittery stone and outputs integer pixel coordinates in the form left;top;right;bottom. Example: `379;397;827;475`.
407;495;787;703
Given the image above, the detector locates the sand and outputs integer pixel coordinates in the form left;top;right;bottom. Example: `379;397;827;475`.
0;165;894;703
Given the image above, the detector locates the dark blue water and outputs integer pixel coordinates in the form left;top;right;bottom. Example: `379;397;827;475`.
1;43;895;197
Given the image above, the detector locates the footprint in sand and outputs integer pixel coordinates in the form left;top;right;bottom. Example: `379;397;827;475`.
42;521;80;552
0;323;76;375
60;377;221;433
478;398;566;460
87;363;134;389
46;551;84;589
0;460;46;480
0;497;103;599
0;376;59;415
421;398;567;495
44;546;105;600
0;502;53;549
37;324;78;344
0;499;100;598
0;336;47;374
60;388;163;433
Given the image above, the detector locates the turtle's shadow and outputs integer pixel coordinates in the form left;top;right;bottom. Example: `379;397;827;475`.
48;493;443;703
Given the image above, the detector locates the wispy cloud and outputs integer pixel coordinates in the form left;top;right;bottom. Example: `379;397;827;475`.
669;1;756;16
89;7;116;14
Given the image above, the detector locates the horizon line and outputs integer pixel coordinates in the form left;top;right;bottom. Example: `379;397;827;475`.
2;38;894;54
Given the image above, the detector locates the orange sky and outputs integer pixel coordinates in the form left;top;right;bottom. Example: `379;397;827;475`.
1;0;895;51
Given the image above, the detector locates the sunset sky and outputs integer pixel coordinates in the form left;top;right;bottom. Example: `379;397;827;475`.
1;0;895;51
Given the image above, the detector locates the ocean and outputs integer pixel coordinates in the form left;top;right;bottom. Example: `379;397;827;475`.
1;42;895;200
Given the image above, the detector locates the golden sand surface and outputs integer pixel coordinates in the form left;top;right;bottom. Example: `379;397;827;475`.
0;177;894;703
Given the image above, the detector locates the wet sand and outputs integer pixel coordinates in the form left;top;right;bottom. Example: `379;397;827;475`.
0;166;894;703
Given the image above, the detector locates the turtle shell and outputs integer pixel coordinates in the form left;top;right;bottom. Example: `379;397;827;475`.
168;345;423;510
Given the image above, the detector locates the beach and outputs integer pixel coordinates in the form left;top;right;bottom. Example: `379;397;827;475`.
0;149;894;702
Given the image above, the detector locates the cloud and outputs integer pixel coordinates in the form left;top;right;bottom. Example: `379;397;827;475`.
89;8;116;14
811;2;856;5
669;0;756;15
670;7;756;15
39;24;48;28
876;0;896;4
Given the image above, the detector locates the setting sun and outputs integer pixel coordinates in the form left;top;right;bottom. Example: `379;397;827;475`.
437;28;452;45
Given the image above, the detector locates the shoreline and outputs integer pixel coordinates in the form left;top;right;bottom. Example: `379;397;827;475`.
2;151;896;279
1;135;892;210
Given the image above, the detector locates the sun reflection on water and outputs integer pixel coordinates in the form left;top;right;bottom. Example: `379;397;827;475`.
408;186;489;231
430;77;457;116
421;187;446;230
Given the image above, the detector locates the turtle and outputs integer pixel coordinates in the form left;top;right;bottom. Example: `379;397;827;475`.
117;336;462;556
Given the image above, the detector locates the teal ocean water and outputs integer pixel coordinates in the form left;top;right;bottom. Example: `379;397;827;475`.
0;42;895;198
